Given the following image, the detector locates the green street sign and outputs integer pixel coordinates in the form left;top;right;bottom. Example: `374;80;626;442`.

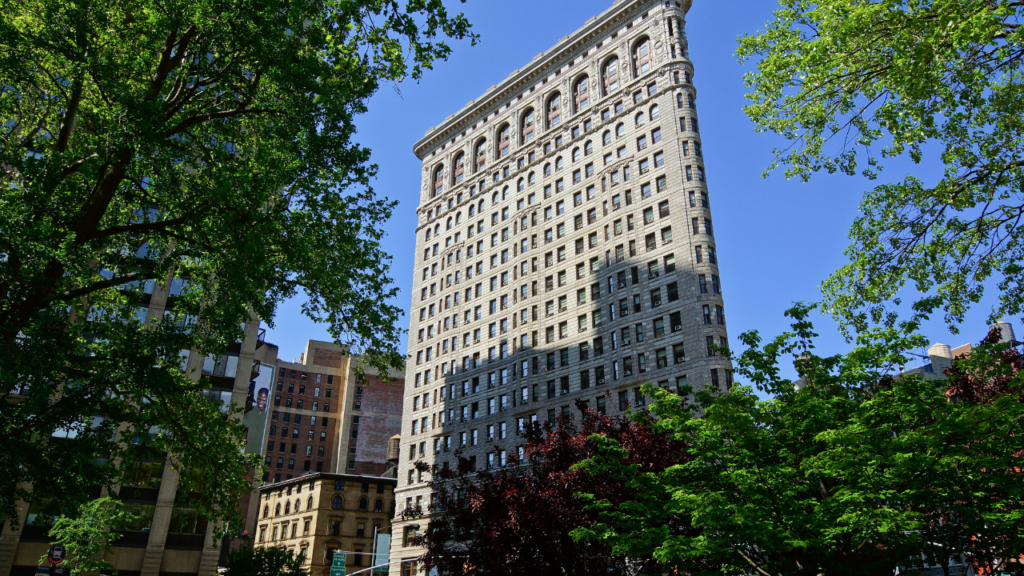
330;553;346;576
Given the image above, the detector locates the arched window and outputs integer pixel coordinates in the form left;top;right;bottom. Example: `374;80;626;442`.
432;165;444;197
546;93;561;128
574;75;590;112
453;152;465;184
543;163;551;176
602;56;620;94
633;37;652;75
688;94;696;109
528;171;536;185
374;499;384;513
584;140;593;155
263;505;269;518
497;123;511;158
650;104;660;121
572;148;581;162
492;191;499;203
455;212;462;224
521;108;535;144
433;224;440;236
284;501;290;514
307;496;313;510
469;204;475;216
517;178;525;192
295;499;301;512
616;123;625;137
556;157;564;171
475;139;487;170
501;186;509;200
446;217;452;230
275;504;280;516
425;229;431;241
332;495;343;510
635;112;646;127
602;130;612;146
359;497;368;511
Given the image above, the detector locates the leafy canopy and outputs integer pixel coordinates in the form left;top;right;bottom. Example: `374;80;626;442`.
738;0;1024;330
223;545;308;576
0;0;474;530
414;403;687;576
575;305;1024;576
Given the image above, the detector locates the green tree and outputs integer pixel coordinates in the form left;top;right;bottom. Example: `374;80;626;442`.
38;497;135;576
223;546;308;576
574;306;1024;576
0;0;475;530
738;0;1024;330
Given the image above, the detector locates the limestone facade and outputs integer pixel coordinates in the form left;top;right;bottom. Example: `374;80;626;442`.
254;473;397;575
389;0;730;573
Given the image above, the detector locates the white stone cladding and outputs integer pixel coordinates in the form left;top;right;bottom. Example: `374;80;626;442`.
388;0;730;572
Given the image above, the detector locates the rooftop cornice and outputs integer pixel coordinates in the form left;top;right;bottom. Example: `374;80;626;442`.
413;0;690;160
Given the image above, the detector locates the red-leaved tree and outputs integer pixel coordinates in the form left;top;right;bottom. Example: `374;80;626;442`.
943;327;1024;575
408;399;689;576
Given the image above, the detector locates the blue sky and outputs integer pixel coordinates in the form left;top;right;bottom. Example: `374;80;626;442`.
266;0;1007;376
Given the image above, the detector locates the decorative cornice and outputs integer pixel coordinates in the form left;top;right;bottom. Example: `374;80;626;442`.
412;0;691;160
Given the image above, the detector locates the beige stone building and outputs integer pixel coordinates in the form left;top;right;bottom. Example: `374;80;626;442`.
390;0;729;573
254;473;397;575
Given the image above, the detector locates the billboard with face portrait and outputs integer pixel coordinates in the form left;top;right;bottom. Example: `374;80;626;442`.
243;361;276;455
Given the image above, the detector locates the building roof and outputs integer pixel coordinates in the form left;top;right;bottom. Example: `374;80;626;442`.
412;0;692;159
258;471;397;493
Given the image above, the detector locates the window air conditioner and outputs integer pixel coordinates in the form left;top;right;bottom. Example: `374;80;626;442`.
597;379;606;384
675;358;685;364
624;370;633;376
673;325;682;332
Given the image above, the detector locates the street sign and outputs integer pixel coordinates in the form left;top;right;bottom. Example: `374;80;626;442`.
35;567;51;576
52;568;66;576
373;533;391;573
330;553;346;576
47;545;66;567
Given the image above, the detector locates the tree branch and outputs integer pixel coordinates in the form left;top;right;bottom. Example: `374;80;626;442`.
160;106;276;138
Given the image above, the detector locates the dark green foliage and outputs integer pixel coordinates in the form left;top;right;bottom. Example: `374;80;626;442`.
574;306;1024;576
0;0;475;532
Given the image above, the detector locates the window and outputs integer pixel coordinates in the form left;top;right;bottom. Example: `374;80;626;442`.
432;164;445;197
574;75;590;111
633;37;652;75
547;92;561;128
603;56;620;93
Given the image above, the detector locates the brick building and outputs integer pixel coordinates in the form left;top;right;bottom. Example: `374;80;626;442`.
389;0;731;573
245;340;405;540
